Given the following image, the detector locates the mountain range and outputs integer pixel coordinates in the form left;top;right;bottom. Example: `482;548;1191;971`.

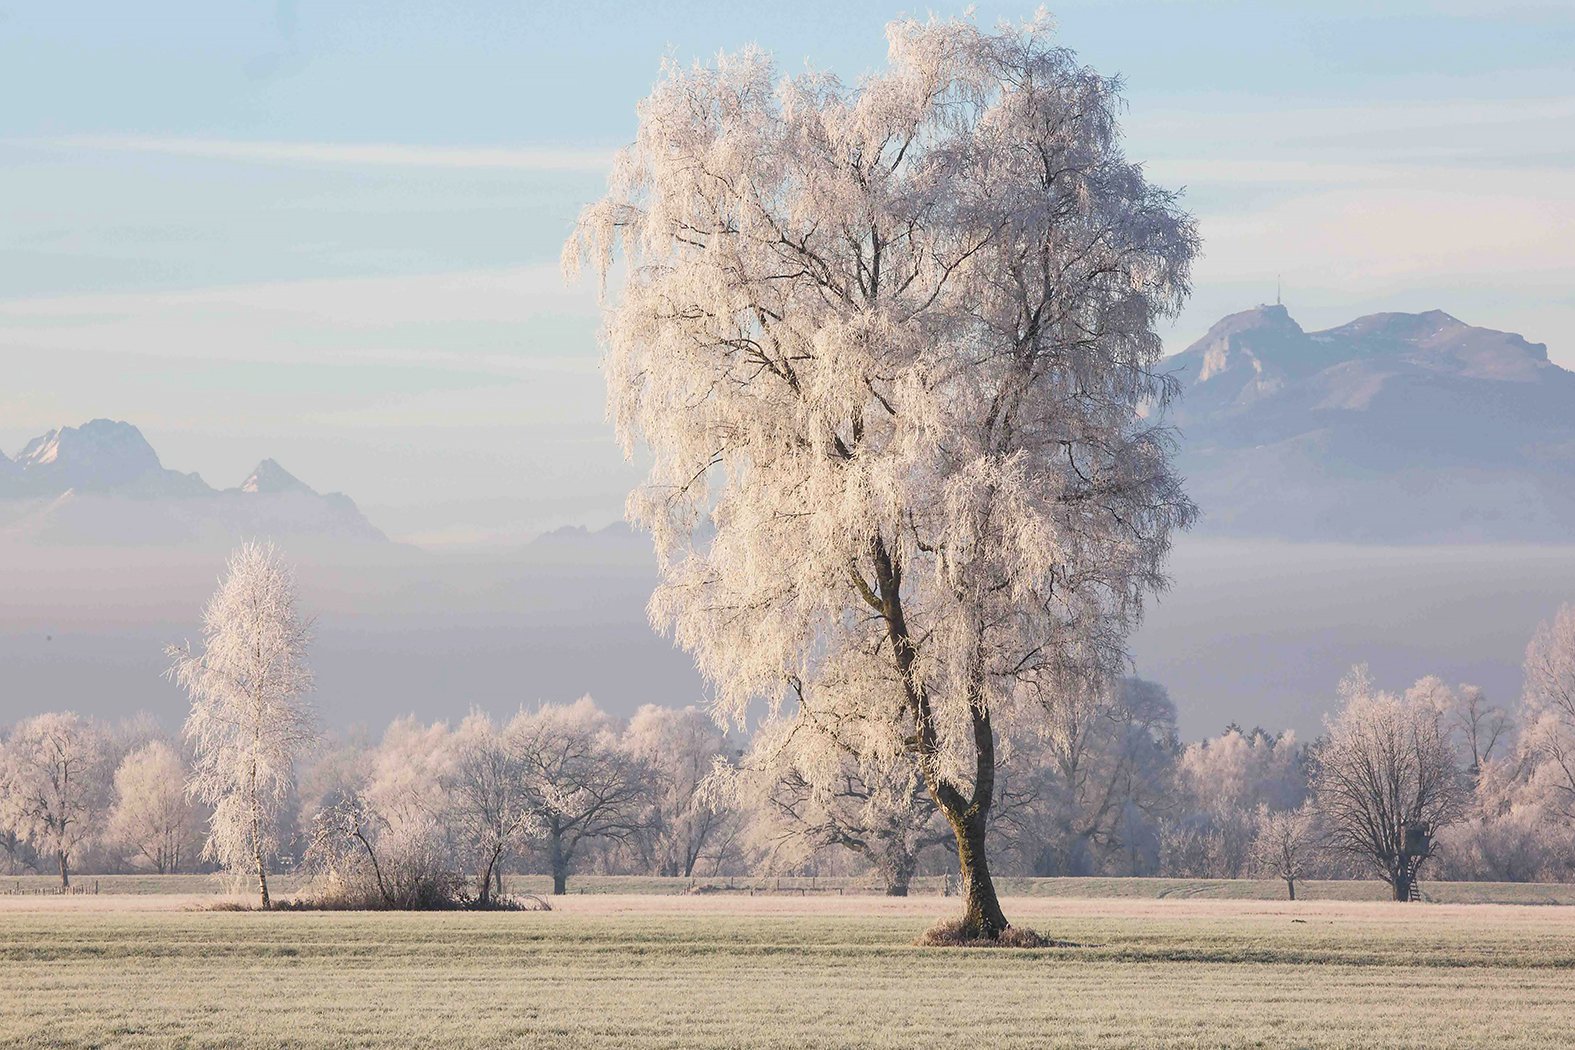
1164;305;1575;542
0;420;385;545
4;306;1571;548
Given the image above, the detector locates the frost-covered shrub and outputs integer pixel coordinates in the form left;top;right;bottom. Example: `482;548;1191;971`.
303;795;467;910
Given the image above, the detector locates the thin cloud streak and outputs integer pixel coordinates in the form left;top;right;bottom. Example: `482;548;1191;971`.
16;136;617;173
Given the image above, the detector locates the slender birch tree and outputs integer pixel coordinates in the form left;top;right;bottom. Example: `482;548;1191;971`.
167;542;316;909
568;14;1197;938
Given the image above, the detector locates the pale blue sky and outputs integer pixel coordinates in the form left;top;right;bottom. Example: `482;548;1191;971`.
3;1;1572;544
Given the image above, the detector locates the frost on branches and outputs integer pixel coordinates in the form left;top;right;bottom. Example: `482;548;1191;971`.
1312;667;1467;902
1523;603;1575;823
567;14;1197;939
0;712;111;888
167;542;316;909
108;740;200;876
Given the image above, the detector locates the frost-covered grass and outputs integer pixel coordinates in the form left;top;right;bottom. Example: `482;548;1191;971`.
2;892;1574;1048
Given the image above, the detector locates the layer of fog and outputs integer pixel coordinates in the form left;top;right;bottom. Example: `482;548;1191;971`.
2;534;1571;740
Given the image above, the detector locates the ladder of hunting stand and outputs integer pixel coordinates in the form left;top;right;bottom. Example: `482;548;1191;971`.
1406;857;1422;902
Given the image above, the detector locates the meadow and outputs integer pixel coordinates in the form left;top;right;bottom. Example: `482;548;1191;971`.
2;879;1574;1048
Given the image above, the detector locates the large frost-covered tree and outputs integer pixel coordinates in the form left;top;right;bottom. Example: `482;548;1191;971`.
0;712;111;888
567;14;1197;938
167;542;316;909
510;698;647;895
108;740;199;874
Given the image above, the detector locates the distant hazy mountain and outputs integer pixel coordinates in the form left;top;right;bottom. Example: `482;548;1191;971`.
1165;306;1575;542
0;419;386;545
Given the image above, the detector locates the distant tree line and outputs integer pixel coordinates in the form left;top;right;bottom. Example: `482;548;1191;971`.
3;551;1572;905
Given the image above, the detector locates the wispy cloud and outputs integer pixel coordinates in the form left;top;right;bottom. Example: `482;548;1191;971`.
0;264;603;370
14;136;616;173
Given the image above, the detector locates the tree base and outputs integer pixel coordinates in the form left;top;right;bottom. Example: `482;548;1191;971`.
914;918;1060;948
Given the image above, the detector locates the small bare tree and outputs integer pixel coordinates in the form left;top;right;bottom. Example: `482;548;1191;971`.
304;716;463;909
1250;803;1317;901
723;717;952;895
1312;668;1467;901
168;542;316;909
992;678;1180;878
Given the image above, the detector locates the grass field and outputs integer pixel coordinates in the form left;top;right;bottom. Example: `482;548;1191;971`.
3;883;1575;1049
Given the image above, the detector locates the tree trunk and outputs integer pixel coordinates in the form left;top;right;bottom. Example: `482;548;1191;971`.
58;850;69;890
494;864;503;899
950;806;1008;938
1391;865;1411;903
880;848;916;897
1286;878;1296;901
250;788;270;909
873;537;1009;939
913;703;1010;936
550;831;568;895
477;850;499;906
353;830;392;907
248;743;270;910
254;842;270;910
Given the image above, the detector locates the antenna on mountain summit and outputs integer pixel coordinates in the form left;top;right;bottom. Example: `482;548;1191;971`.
1276;275;1282;307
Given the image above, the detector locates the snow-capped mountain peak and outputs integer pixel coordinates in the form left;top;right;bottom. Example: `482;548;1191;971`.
11;419;204;496
239;459;315;496
1;422;387;545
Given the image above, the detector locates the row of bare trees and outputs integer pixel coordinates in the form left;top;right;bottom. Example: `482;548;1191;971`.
3;543;1572;906
0;713;202;885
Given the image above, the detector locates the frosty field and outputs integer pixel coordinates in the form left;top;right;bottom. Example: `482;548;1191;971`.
3;885;1574;1049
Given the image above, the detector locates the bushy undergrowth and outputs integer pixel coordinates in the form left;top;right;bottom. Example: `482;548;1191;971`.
278;887;551;912
296;796;557;911
202;889;551;912
914;919;1059;949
